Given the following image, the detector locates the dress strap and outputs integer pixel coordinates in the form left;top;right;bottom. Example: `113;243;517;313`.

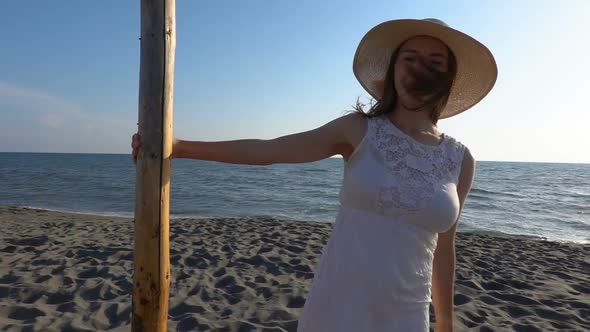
451;140;467;184
441;135;467;184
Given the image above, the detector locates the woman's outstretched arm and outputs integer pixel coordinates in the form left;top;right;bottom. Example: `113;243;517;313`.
132;113;363;166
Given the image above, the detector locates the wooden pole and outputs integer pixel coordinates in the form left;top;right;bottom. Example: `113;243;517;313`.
133;0;175;331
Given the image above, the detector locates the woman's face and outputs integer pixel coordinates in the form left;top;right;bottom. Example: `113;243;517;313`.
393;35;451;109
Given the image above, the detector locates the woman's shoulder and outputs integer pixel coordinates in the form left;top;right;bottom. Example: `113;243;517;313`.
440;134;476;183
336;112;370;136
442;133;471;160
338;111;369;125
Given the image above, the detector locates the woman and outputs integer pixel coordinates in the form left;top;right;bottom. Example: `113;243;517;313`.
132;18;497;332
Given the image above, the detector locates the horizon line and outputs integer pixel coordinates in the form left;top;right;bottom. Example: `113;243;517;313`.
0;151;588;165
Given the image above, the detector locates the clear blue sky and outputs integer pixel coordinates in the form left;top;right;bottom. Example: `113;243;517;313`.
1;0;588;163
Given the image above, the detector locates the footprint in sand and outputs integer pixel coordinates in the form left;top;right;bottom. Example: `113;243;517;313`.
46;291;74;304
0;274;20;284
7;306;46;320
185;256;209;269
176;317;208;331
0;286;9;299
9;235;48;247
213;267;226;277
56;302;76;313
286;295;306;308
169;302;205;318
104;303;132;327
506;305;532;318
256;287;273;299
34;275;51;283
454;293;471;306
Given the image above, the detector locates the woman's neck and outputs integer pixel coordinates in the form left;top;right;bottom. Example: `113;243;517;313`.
389;102;437;131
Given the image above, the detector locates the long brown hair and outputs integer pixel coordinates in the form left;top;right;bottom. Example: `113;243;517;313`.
350;39;457;125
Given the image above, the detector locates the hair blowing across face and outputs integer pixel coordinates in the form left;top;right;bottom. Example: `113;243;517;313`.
351;41;457;125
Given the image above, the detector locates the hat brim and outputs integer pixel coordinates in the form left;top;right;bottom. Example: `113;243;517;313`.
353;19;498;119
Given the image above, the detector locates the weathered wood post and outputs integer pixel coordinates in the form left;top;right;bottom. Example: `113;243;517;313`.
133;0;175;331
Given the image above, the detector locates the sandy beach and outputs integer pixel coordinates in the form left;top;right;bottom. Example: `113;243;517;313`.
0;206;588;331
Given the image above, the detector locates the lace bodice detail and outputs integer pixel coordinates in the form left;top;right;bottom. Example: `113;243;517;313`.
370;115;465;214
340;114;466;226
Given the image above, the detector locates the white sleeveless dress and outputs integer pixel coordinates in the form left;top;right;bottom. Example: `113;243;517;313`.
296;114;466;332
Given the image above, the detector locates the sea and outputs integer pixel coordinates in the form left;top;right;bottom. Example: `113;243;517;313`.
0;152;588;244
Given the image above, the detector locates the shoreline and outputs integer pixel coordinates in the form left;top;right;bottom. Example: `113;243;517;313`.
1;206;588;331
5;205;586;245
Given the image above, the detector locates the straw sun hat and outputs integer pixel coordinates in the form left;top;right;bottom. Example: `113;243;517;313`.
353;18;498;119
